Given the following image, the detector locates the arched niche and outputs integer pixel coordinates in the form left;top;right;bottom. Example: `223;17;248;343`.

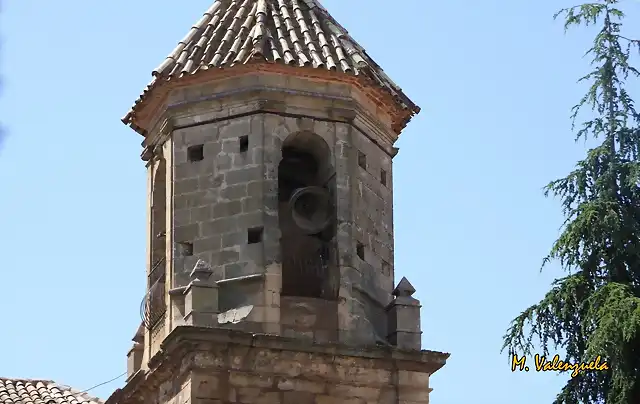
150;157;167;272
277;131;338;300
145;156;167;331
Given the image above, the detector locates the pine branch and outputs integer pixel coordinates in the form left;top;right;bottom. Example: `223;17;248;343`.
503;1;640;402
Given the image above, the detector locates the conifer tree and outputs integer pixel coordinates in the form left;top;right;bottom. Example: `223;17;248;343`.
502;1;640;402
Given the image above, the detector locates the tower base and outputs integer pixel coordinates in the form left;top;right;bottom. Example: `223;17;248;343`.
108;326;448;404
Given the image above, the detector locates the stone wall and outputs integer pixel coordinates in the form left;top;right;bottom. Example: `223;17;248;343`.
166;108;399;346
333;121;396;345
171;115;266;291
137;70;408;351
115;69;446;404
279;296;338;343
150;329;438;404
350;126;395;342
351;126;395;291
149;319;166;361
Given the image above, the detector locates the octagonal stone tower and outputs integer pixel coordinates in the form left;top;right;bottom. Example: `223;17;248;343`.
109;1;448;404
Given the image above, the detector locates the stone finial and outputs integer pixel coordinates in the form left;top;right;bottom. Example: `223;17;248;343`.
131;323;144;344
393;277;416;297
386;276;422;350
190;259;213;283
127;341;144;380
183;259;219;327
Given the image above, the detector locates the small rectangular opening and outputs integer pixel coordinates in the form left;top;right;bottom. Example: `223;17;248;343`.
179;242;193;256
358;151;366;170
187;145;204;162
247;227;263;244
356;242;365;260
239;135;249;153
380;169;387;186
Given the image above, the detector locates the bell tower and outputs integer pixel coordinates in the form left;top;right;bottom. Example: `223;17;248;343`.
111;1;449;403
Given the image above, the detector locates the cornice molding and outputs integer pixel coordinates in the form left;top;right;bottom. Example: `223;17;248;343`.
125;63;415;138
139;85;399;160
106;326;449;404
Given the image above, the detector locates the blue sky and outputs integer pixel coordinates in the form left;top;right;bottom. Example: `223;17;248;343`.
1;0;637;403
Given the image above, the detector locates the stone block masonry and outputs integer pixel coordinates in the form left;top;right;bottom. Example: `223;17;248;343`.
165;107;405;348
346;123;396;341
166;102;386;322
109;327;447;404
121;0;449;401
171;115;266;289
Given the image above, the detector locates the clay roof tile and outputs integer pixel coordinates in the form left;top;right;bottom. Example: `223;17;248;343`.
123;0;418;132
0;380;103;404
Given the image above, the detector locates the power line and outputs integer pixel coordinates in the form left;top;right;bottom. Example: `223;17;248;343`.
80;372;127;394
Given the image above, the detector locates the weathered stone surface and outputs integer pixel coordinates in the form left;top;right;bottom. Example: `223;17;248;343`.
108;327;447;404
126;3;448;402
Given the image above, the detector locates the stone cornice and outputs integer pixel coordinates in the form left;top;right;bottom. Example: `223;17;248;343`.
106;326;449;404
124;63;416;138
141;118;174;161
139;88;399;160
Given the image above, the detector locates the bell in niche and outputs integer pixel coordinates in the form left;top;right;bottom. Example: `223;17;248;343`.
288;185;333;235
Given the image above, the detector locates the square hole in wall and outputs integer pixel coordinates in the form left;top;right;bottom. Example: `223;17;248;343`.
247;227;263;244
358;151;367;170
239;135;249;152
380;169;387;186
179;242;193;256
356;242;365;260
187;144;204;162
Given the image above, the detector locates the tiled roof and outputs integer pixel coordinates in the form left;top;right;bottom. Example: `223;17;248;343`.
123;0;418;129
0;379;104;404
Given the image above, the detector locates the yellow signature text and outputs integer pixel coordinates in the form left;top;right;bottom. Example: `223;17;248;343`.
511;354;609;378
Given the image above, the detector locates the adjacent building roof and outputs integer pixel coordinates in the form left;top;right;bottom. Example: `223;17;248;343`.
123;0;419;132
0;379;104;404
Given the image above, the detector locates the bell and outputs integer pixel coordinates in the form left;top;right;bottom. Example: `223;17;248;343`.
288;186;333;234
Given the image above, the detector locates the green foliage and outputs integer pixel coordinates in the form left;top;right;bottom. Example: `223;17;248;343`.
502;1;640;402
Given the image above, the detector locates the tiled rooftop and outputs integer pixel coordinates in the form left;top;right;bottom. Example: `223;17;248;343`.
123;0;417;128
0;379;104;404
